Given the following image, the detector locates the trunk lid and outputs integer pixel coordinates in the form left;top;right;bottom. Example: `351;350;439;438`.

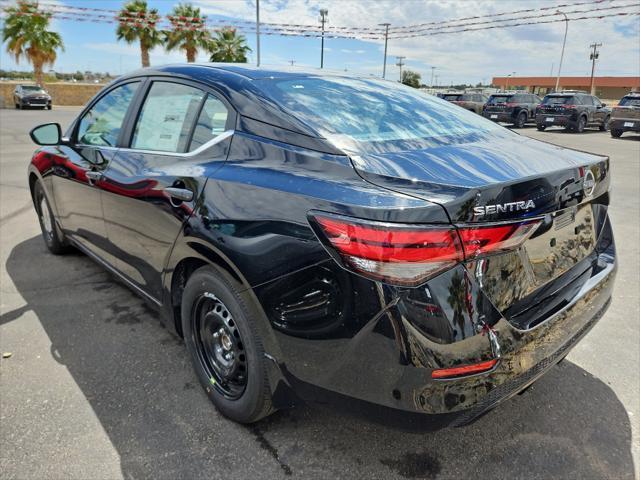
350;132;610;327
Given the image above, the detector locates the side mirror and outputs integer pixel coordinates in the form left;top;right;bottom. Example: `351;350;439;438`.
29;123;62;146
601;103;607;107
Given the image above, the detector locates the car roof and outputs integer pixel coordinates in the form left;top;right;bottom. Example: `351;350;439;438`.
120;63;368;83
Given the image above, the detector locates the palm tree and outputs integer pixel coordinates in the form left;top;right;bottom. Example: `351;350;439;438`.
2;1;64;87
208;28;251;63
116;0;162;68
164;4;210;63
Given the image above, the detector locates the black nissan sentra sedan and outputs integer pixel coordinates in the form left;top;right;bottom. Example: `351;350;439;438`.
27;64;616;426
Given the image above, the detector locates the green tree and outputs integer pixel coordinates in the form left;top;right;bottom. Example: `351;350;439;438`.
116;0;162;68
2;1;64;87
401;69;421;88
208;27;251;63
164;3;210;63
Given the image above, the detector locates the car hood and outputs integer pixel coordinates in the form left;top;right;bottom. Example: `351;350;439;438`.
349;132;609;222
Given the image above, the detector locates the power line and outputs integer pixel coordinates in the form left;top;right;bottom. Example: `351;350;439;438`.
1;1;638;41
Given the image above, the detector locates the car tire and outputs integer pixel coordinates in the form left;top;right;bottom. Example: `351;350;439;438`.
16;102;21;109
575;116;586;133
14;102;19;109
47;105;52;110
515;111;527;128
33;180;71;255
611;129;623;138
599;116;610;131
536;124;546;131
181;265;274;424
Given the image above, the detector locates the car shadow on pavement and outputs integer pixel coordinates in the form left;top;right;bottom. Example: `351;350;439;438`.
3;236;636;480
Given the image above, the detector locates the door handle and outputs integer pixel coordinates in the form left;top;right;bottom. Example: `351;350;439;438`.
86;170;102;185
164;187;194;203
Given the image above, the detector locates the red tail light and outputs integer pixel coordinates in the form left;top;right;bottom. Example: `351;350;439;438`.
309;213;540;286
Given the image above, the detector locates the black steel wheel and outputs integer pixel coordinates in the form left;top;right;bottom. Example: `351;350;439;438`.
33;179;70;254
182;265;274;423
191;292;248;399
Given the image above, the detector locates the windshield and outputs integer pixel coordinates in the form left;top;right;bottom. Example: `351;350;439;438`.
442;94;463;101
256;77;506;154
488;95;513;104
22;86;45;92
542;96;576;105
619;96;640;107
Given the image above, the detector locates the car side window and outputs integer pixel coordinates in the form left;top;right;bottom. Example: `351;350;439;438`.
132;81;205;153
189;95;230;151
77;82;140;147
592;97;602;107
580;96;592;106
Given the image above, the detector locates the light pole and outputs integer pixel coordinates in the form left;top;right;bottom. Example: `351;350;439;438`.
555;10;568;92
319;8;328;68
430;66;436;88
396;56;406;83
589;42;602;95
256;0;261;67
379;23;390;78
505;73;511;90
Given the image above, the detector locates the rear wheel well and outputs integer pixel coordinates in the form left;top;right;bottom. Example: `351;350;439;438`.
170;256;243;337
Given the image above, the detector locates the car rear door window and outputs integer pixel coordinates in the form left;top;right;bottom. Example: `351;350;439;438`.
77;82;140;146
132;82;205;153
188;95;230;151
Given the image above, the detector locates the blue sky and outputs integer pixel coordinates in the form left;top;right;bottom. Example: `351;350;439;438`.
1;0;639;84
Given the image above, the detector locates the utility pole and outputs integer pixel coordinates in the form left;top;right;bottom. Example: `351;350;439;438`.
289;60;296;66
396;56;405;83
589;42;602;95
319;8;328;68
435;74;439;87
256;0;261;67
555;10;568;92
379;23;390;78
430;66;436;87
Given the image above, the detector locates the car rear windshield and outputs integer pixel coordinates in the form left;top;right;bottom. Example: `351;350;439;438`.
542;95;577;105
619;96;640;107
256;77;507;154
22;86;44;92
487;95;514;104
442;94;463;100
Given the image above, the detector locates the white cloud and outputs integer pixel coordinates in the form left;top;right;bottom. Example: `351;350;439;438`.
193;0;640;83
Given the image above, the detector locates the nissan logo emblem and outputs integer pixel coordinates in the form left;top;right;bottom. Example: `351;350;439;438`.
583;170;596;197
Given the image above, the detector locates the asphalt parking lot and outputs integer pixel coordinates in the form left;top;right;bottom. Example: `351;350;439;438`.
1;107;638;480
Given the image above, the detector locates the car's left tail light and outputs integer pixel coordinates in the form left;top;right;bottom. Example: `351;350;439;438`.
308;212;540;286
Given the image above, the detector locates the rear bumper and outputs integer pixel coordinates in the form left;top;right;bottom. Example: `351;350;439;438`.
536;114;574;127
267;221;616;427
610;118;640;132
483;111;515;123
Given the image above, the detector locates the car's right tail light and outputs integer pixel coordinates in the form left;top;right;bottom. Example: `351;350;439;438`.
309;212;540;286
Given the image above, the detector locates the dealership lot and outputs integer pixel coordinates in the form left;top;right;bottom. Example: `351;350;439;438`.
0;107;638;479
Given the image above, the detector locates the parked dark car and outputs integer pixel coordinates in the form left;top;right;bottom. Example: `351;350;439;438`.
482;92;541;128
13;84;52;109
536;92;610;132
610;92;640;138
441;92;488;114
27;65;616;426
